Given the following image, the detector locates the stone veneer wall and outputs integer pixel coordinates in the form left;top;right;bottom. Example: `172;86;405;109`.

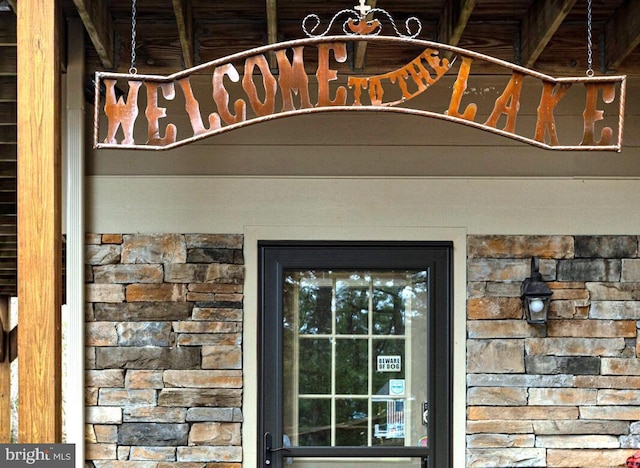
467;235;640;467
85;233;244;468
83;233;640;468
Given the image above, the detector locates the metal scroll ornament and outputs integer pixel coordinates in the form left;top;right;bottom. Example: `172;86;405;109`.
303;0;421;38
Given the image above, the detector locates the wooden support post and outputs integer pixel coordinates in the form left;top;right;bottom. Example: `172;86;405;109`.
0;296;10;443
16;0;62;443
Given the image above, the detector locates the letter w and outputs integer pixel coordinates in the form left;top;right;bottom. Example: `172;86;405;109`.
104;79;142;145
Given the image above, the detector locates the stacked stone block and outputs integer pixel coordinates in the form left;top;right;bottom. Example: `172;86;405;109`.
85;233;243;468
467;235;640;467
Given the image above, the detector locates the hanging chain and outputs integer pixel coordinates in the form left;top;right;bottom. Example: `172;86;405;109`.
586;0;594;76
130;0;138;74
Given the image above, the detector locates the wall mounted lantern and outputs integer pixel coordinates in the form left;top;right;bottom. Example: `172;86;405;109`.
521;257;553;324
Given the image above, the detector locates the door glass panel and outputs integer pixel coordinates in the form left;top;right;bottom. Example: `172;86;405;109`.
283;270;429;449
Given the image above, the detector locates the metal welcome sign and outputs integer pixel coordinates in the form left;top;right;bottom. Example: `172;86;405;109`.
93;4;626;151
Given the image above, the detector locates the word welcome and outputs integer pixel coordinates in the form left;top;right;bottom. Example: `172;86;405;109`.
94;37;626;151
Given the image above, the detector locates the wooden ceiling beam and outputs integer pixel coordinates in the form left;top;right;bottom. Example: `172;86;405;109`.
520;0;577;68
605;0;640;71
437;0;475;46
172;0;194;69
266;0;278;68
72;0;114;69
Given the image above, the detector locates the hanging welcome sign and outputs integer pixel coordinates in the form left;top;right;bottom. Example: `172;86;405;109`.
93;3;626;151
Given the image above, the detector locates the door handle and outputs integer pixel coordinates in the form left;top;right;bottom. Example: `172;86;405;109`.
264;432;273;466
264;432;292;466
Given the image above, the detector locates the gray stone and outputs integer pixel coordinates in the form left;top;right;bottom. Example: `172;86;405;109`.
525;337;625;356
95;347;200;370
158;389;242;407
467;339;524;373
535;434;619;448
164;264;244;284
93;264;164;284
468;259;530;282
187;248;237;264
86;406;123;424
86;244;121;265
86;369;125;388
620;435;640;448
129;447;176;462
589;301;640;319
467;374;574;388
622;259;640;282
467;282;487;298
485;281;521;297
185;234;243;249
94;302;192;321
117;322;172;347
574;235;637;258
467;386;528;406
98;389;157;406
630;421;640;434
192;307;242;321
193;300;242;309
118;423;189;446
86;284;125;303
185;408;236;422
176;446;242;463
86;322;118;346
466;448;546;467
557;259;621;281
123;407;187;423
587;282;640;300
532;420;629;435
467;433;535;448
525;356;600;375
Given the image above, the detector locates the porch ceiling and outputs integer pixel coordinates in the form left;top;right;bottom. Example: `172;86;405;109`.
0;0;639;297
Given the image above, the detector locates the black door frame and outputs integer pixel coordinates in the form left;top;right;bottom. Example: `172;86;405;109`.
258;241;453;468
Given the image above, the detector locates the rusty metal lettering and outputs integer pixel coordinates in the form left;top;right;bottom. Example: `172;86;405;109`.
534;81;571;146
405;49;446;92
446;56;477;121
177;77;222;136
276;47;312;112
145;82;177;146
348;76;367;106
485;72;524;133
581;83;616;146
103;79;142;145
243;55;278;117
386;69;411;100
94;36;625;151
387;48;448;100
316;43;348;107
422;48;450;78
213;63;246;125
348;48;450;105
366;77;385;105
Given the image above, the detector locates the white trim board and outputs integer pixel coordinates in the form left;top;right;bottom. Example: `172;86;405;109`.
242;225;467;468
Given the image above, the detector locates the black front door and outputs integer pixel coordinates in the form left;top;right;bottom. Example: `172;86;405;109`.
258;241;453;468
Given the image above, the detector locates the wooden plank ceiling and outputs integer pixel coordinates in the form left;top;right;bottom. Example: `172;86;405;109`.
0;0;639;297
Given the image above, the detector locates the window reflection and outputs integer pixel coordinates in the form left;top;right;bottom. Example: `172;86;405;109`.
283;270;429;448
